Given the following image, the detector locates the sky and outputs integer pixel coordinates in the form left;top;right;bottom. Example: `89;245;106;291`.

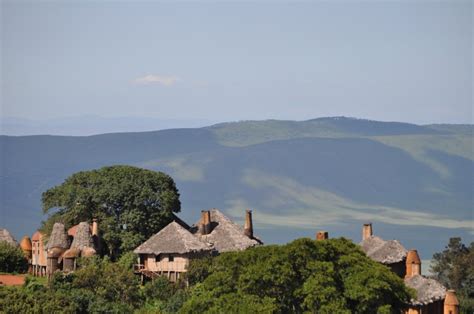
1;1;473;128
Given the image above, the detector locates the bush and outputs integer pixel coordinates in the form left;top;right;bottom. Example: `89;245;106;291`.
0;241;28;273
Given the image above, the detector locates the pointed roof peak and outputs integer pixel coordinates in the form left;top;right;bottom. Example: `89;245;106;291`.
134;221;212;255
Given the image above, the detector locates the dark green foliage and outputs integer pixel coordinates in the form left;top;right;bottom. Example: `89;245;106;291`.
139;276;190;313
41;165;181;257
431;237;474;314
0;256;143;313
182;238;413;313
0;242;28;273
0;238;415;313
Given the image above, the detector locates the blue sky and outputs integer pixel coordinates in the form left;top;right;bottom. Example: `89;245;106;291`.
1;1;472;125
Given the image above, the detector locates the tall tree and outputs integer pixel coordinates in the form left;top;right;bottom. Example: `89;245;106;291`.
42;165;181;257
431;237;474;313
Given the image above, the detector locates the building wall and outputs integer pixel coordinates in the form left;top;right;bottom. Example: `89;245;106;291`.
144;253;189;273
405;300;444;314
31;239;47;267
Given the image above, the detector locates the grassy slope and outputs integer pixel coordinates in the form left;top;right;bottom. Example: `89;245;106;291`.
1;117;472;258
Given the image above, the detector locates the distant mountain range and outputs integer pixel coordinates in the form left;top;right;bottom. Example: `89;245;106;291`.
1;117;472;259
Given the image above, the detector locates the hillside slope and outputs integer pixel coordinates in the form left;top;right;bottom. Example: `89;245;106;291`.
1;117;472;258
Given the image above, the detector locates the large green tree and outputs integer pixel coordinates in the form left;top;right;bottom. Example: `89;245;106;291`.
41;165;181;257
184;238;414;313
431;237;474;314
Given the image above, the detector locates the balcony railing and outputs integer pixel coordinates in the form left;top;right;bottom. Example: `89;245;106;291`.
133;264;145;272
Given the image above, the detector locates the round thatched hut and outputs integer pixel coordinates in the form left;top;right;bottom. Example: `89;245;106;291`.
0;228;17;247
46;223;69;276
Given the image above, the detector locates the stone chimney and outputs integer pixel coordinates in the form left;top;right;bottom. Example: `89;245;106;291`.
92;218;99;237
316;231;328;241
405;249;421;278
444;290;459;314
244;209;253;239
201;210;211;235
362;223;373;241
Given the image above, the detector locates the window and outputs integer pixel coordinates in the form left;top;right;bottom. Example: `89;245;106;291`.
168;255;174;262
155;255;160;262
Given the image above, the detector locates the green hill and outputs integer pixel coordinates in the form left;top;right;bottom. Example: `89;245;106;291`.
1;117;472;258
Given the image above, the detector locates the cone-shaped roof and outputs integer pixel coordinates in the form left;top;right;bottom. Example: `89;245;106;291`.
46;223;69;250
70;222;94;250
0;228;17;246
20;236;32;251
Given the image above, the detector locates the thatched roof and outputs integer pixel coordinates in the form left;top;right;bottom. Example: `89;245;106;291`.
68;223;92;237
46;223;69;250
171;213;192;230
0;228;17;246
20;236;32;251
70;222;94;250
134;221;212;255
360;236;407;264
63;248;81;258
191;209;261;253
405;274;446;305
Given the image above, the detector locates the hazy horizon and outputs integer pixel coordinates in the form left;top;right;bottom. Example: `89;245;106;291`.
1;114;472;136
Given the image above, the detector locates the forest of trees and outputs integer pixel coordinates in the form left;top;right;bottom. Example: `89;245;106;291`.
0;238;414;313
2;237;472;313
1;166;472;313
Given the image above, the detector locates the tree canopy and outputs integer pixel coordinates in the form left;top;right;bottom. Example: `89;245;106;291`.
431;237;474;314
183;237;413;313
41;165;181;257
0;238;415;313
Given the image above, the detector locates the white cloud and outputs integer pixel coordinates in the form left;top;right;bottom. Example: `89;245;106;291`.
133;74;180;86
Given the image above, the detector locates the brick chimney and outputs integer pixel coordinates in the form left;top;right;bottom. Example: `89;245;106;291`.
362;223;373;241
244;209;253;239
444;290;459;314
405;249;421;278
92;218;99;237
316;231;328;241
201;210;211;235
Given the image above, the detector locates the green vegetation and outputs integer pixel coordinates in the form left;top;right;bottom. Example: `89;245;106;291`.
0;238;414;313
183;237;413;313
0;242;28;273
430;237;474;314
0;256;143;313
41;165;181;258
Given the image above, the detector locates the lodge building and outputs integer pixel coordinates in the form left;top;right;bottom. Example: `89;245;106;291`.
133;209;261;282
